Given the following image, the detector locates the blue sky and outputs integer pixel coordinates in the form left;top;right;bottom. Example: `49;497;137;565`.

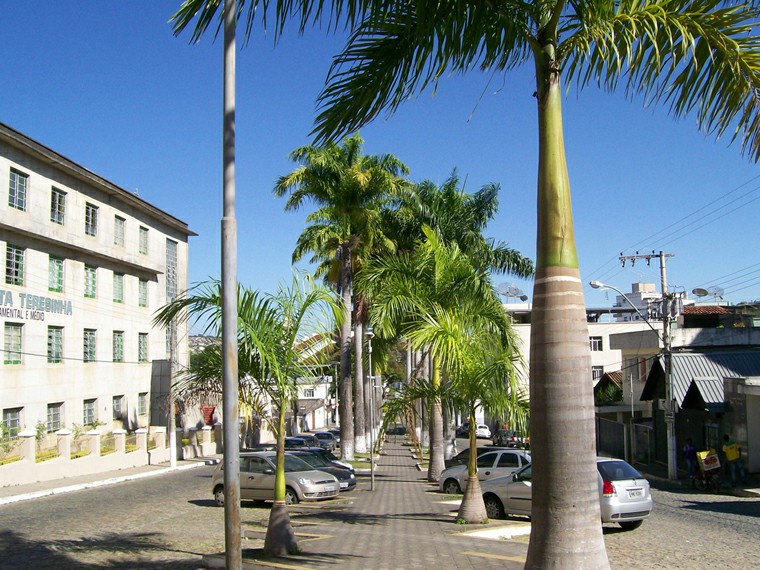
3;2;759;318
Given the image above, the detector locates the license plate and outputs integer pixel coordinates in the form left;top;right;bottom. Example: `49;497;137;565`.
628;488;643;498
340;482;348;489
324;486;336;492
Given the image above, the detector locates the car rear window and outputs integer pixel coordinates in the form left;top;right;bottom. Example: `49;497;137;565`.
597;460;643;481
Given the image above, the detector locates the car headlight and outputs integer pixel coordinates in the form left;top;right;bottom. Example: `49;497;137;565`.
298;478;315;486
349;473;355;479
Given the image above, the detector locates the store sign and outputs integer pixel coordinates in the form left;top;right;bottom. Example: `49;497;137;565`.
0;290;73;321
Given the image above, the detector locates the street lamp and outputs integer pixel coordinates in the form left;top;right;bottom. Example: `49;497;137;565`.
365;325;376;491
589;280;677;480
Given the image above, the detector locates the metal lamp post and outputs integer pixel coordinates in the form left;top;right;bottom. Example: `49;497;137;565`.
590;280;677;480
365;325;375;491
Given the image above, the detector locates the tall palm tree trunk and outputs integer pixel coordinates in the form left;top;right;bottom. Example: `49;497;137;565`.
354;318;367;453
427;360;445;482
264;403;297;556
525;45;609;569
339;257;355;461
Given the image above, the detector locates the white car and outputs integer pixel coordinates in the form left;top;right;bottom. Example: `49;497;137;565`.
475;424;492;439
480;457;653;530
439;448;531;494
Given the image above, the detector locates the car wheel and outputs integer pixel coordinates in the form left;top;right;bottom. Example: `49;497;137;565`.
618;520;643;531
442;478;462;495
213;485;225;507
284;487;299;505
483;494;505;520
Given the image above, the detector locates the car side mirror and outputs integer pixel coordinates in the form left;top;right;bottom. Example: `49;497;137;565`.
264;469;274;475
512;473;519;482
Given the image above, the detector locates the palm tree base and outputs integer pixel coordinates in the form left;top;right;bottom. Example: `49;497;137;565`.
456;476;488;523
264;501;298;556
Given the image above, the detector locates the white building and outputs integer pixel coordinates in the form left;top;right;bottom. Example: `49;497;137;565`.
0;122;195;438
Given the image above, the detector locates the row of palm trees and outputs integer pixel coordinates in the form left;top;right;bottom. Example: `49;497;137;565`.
274;135;534;466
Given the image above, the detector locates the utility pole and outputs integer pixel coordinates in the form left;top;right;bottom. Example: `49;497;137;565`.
619;250;677;480
168;320;177;469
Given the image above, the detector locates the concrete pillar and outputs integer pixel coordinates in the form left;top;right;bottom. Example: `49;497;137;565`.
152;426;167;449
135;428;148;452
87;430;101;456
113;429;126;453
18;429;36;462
56;429;72;461
214;422;223;453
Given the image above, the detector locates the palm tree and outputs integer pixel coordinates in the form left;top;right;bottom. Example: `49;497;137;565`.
311;2;760;565
154;273;341;556
274;134;409;458
392;169;534;277
358;226;517;482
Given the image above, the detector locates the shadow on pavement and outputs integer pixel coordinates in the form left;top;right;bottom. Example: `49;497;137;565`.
0;529;207;569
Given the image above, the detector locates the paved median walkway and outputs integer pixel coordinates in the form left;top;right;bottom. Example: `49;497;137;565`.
254;438;530;570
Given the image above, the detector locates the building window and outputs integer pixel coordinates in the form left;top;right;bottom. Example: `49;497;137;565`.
113;331;124;362
304;388;315;398
83;399;96;426
592;366;604;383
138;279;148;307
5;244;24;286
166;239;178;301
113;273;124;303
112;395;124;421
4;323;22;364
114;216;125;247
139;226;149;255
9;169;28;211
589;336;603;352
85;203;98;236
2;408;22;439
48;255;64;292
138;333;148;362
138;393;148;416
47;326;63;363
50;188;66;224
47;403;63;432
83;329;96;362
84;264;97;298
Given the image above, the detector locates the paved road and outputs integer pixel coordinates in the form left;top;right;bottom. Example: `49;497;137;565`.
1;447;758;569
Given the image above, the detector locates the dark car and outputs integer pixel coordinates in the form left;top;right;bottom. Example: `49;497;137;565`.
327;428;341;444
287;450;356;491
314;431;337;451
300;446;354;472
295;433;321;448
284;437;307;449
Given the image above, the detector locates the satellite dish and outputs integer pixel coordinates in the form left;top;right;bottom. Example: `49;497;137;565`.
692;288;709;297
498;283;527;302
709;286;725;300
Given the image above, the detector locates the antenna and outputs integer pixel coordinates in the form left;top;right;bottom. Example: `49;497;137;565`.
708;286;725;300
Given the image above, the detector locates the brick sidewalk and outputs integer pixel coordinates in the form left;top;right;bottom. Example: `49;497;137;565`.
232;437;530;569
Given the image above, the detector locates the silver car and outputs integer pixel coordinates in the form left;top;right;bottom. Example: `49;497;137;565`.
480;457;652;530
439;449;531;494
211;451;339;506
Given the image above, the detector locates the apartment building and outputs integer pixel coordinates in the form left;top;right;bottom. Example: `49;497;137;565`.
0;122;195;438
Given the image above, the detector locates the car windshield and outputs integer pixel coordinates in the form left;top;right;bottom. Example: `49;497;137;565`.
315;433;330;440
294;452;331;468
283;454;314;472
597;460;642;481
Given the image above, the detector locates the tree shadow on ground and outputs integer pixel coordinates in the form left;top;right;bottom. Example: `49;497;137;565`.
0;529;209;569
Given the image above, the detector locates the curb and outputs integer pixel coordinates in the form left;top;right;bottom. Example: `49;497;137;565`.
0;459;216;506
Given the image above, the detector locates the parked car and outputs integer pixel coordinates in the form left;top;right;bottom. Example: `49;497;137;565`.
439;449;531;494
295;434;321;448
454;422;471;438
327;428;341;444
314;431;337;451
284;437;307;449
211;451;339;506
480;457;652;530
492;429;530;448
445;446;508;468
300;446;354;472
475;424;492;439
287;450;356;491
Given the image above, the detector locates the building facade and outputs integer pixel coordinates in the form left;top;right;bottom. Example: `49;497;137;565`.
0;122;194;439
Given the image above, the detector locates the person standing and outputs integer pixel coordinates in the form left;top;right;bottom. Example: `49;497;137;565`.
683;438;697;478
722;434;747;487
